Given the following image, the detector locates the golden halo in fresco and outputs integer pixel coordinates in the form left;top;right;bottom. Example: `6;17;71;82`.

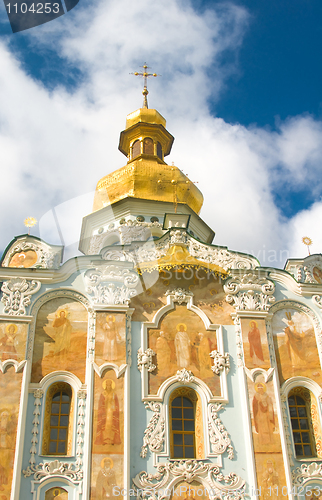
255;382;267;393
100;457;114;469
5;323;18;334
249;320;258;327
105;314;115;322
176;323;187;331
102;379;116;390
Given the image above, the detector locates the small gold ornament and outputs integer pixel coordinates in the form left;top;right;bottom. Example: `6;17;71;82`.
24;217;37;235
302;236;313;255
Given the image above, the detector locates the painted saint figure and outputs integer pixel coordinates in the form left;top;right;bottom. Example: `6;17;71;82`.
95;379;121;446
198;332;213;378
283;312;306;365
96;457;117;500
0;324;18;361
156;331;171;376
253;382;275;445
262;459;279;500
248;320;264;366
175;323;190;369
52;310;72;360
102;315;119;361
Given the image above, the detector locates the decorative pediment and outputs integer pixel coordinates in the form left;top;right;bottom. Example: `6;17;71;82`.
224;270;275;311
1;235;62;269
285;254;322;284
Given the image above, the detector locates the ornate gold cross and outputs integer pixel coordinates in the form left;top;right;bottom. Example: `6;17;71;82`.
130;63;160;108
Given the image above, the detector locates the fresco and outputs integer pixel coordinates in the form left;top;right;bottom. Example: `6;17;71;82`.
45;487;68;500
272;308;321;383
254;454;287;500
0;322;28;362
31;298;88;383
313;267;322;284
130;270;234;325
148;305;219;395
8;249;38;268
0;367;22;497
95;313;126;366
171;481;209;500
91;370;124;498
240;318;270;369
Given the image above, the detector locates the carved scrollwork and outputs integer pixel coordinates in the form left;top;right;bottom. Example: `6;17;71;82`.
133;460;246;499
85;265;139;306
312;295;322;309
1;278;41;315
292;462;322;485
140;401;165;458
137;348;156;373
165;288;194;304
169;229;188;245
76;390;86;468
188;239;258;271
224;271;275;311
22;460;83;481
210;350;230;375
29;390;43;466
175;368;194;384
208;403;234;459
1;240;61;269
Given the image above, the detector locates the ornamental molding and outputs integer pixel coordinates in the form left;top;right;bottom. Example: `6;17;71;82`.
140;401;165;458
0;359;26;373
84;264;139;306
285;255;322;284
280;393;294;467
175;368;194;384
87;310;96;360
22;460;83;482
208;403;234;459
165;288;194;304
224;271;275;311
169;229;188;245
234;317;244;368
210;351;230;375
101;236;170;265
126;310;133;367
137;348;156;373
133;460;246;499
76;390;86;469
1;278;41;315
292;462;322;486
188;239;258;271
313;295;322;309
29;390;43;466
1;240;62;269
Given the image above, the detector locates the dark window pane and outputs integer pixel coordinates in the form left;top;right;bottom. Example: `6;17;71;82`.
52;393;61;402
293;432;301;443
157;142;162;159
301;432;310;443
58;428;67;440
172;408;182;418
288;396;295;405
304;445;313;456
295;396;305;405
49;441;57;453
51;403;60;414
132;140;140;158
295;444;303;456
57;441;66;453
173;434;183;445
172;397;182;407
299;419;309;430
184;420;195;431
291;419;299;429
182;397;193;407
184;434;194;446
143;137;154;154
289;407;297;417
183;409;194;419
50;428;58;440
61;393;70;402
61;404;70;415
173;446;183;458
172;420;182;431
50;416;59;427
184;447;195;458
298;407;307;418
60;416;69;427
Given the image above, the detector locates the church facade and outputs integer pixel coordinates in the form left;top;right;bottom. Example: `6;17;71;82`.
1;101;322;500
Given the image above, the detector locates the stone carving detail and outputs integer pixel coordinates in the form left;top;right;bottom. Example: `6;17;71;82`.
280;394;294;467
76;390;86;469
126;312;132;367
312;295;322;309
165;288;194;304
169;229;188;245
176;368;194;384
87;310;96;360
2;240;61;269
188;239;258;271
224;271;275;311
137;348;156;373
210;351;230;375
208;403;234;459
140;401;165;458
29;390;43;465
133;460;246;499
234;316;244;367
292;462;322;485
85;265;139;306
1;278;41;315
22;460;82;481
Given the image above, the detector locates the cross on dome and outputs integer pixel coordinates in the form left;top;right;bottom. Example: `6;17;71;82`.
130;63;160;108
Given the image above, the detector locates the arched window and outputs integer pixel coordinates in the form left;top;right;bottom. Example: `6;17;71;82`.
42;383;73;456
288;388;320;458
45;486;68;500
171;395;195;458
143;137;154;155
132;140;140;159
156;142;162;160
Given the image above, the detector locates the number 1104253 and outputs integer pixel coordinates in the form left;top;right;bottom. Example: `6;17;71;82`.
6;3;60;14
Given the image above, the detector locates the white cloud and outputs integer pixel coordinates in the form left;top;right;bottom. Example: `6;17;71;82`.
0;0;321;268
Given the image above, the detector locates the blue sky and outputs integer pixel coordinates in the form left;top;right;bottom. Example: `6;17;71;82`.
0;0;322;266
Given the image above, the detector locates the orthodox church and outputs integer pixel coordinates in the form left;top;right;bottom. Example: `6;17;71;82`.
1;80;322;500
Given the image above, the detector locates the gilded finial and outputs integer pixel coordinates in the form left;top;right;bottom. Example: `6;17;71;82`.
302;236;313;255
130;63;160;109
24;217;37;235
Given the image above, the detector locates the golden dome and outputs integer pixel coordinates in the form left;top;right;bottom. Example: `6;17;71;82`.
93;107;204;214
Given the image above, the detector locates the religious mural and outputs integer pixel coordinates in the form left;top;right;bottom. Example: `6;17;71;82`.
272;308;320;383
240;318;270;369
95;313;126;366
131;270;234;325
254;454;286;500
91;370;124;499
8;249;38;268
0;367;22;497
31;298;88;383
45;487;68;500
313;267;322;284
171;481;209;500
0;322;28;362
148;305;219;395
